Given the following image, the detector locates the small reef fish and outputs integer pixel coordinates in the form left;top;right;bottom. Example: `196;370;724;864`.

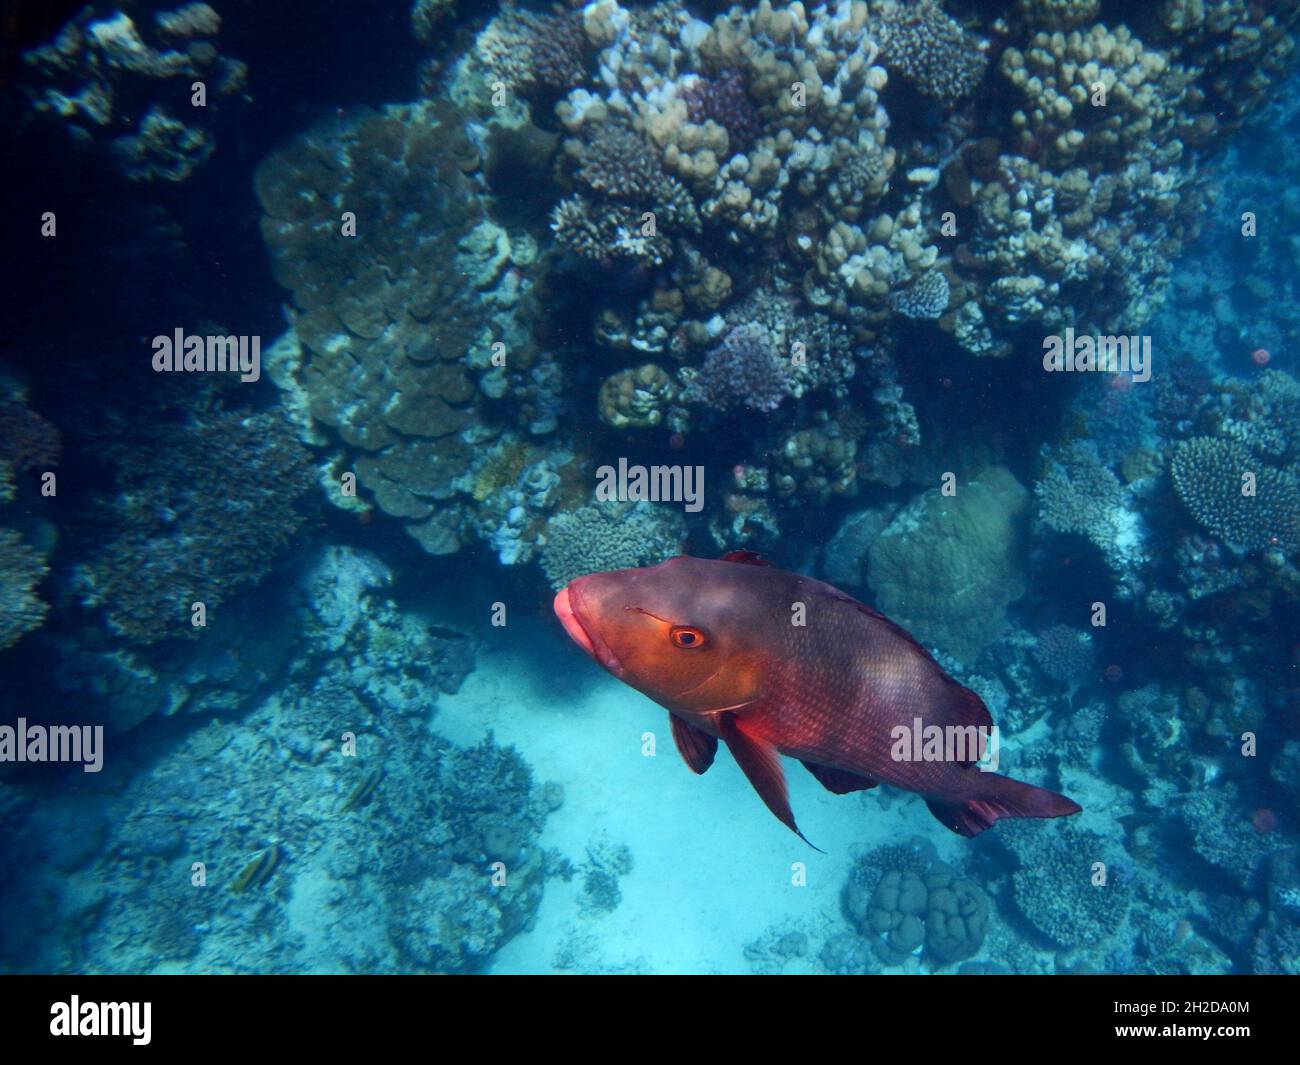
554;553;1081;842
229;842;282;893
339;766;383;813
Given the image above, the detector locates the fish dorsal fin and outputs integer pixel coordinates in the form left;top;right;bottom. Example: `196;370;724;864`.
802;761;878;795
670;713;718;774
719;550;773;566
717;712;822;851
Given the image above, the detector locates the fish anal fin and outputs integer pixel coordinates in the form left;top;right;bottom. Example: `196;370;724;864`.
670;713;718;775
802;760;877;795
718;713;822;851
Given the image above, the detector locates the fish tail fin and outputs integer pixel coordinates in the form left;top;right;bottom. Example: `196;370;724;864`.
925;775;1081;837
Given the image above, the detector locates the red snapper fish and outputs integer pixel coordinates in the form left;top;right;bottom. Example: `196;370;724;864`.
553;553;1081;842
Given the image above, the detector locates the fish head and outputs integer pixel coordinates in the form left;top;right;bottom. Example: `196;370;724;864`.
553;556;769;716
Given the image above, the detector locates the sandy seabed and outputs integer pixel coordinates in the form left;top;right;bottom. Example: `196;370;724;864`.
432;618;970;975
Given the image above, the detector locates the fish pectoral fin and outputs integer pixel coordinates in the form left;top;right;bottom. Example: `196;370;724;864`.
718;713;822;852
670;713;718;774
801;761;877;795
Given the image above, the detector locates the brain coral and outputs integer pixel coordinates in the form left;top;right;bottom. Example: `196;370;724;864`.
1171;437;1300;552
866;466;1030;663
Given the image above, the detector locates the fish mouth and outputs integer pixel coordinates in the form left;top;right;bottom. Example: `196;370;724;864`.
554;583;623;674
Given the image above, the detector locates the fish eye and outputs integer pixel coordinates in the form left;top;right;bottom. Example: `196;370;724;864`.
670;626;705;649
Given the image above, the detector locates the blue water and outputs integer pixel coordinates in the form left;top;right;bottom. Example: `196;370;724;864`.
1;0;1297;975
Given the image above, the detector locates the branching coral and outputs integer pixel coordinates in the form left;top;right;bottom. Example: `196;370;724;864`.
1036;442;1144;570
684;322;793;413
540;501;685;590
872;0;989;106
477;6;590;97
1032;624;1096;685
1171;437;1300;553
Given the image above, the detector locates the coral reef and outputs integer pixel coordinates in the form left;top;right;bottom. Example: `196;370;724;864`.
77;409;317;644
0;529;49;652
256;101;571;560
872;0;989;106
1171;437;1299;552
864;466;1030;662
21;3;248;181
1031;624;1096;686
842;839;989;968
539;501;686;590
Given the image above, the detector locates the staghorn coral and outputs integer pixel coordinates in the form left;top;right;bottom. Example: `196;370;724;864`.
79;409;317;644
1171;437;1300;553
21;3;248;181
872;0;989;106
540;501;685;590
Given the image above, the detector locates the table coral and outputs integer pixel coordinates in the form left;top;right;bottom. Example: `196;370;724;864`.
1171;437;1300;552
